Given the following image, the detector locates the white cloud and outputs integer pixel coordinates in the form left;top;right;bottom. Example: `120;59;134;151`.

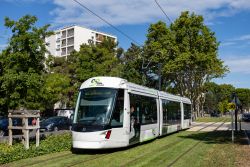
220;41;236;47
220;34;250;48
4;0;250;28
232;34;250;41
4;0;48;3
46;0;250;28
224;56;250;74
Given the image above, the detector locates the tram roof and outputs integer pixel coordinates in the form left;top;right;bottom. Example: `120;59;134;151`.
159;91;191;104
80;77;127;89
80;76;157;95
80;77;190;103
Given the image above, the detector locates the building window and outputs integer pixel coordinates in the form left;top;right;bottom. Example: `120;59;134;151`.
96;33;105;41
67;37;74;45
67;46;74;55
61;48;66;56
61;39;66;47
67;28;74;37
88;39;94;44
62;31;66;38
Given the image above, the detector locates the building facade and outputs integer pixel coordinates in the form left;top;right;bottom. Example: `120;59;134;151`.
45;25;117;57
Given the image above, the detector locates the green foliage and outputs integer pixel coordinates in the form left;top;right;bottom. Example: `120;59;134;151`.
165;12;228;112
0;15;52;114
44;39;122;109
0;133;71;164
40;73;71;110
218;100;228;114
71;39;121;83
217;84;235;102
142;12;228;116
202;82;250;113
235;88;250;110
121;44;144;85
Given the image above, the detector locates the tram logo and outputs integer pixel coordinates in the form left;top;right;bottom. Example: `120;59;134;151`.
90;78;104;86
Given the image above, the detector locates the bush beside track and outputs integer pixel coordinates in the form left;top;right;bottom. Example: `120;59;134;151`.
0;133;71;164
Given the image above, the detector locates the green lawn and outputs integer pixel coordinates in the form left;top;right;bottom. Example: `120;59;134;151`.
195;116;231;122
6;130;244;167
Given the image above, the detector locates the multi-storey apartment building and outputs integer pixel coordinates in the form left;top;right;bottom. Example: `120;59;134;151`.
45;25;117;57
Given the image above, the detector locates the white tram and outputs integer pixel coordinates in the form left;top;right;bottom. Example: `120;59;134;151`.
72;77;191;149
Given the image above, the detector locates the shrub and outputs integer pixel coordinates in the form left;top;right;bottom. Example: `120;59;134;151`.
0;133;71;164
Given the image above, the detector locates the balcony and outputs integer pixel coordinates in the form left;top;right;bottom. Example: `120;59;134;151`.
61;48;66;56
56;37;61;42
61;39;66;47
61;31;66;38
67;46;74;55
67;37;74;46
67;28;74;37
96;33;105;42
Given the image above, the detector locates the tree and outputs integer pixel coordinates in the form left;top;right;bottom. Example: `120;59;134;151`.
0;15;52;114
71;39;120;83
235;88;250;111
143;21;174;89
218;100;228;115
145;12;228;117
203;82;236;114
217;84;235;103
121;43;144;85
45;55;79;109
40;73;71;112
167;12;228;117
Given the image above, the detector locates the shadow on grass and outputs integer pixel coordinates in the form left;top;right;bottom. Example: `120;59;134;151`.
71;145;133;155
71;138;158;155
179;130;248;145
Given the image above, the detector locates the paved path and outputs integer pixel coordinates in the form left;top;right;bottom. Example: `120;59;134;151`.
189;121;250;132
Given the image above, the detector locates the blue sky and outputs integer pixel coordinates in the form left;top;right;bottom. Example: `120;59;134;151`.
1;0;250;89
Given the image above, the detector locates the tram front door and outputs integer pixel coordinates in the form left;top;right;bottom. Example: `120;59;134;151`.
129;106;140;144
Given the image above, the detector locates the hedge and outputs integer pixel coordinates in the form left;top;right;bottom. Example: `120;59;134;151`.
0;132;71;164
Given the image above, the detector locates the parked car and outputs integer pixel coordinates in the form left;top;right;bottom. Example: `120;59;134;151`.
56;109;74;118
0;117;24;137
0;116;8;137
242;113;250;122
210;112;220;117
40;116;71;132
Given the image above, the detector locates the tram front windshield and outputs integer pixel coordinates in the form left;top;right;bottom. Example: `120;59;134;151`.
73;88;121;131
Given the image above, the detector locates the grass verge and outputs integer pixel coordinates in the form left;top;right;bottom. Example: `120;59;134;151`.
196;116;231;122
6;130;248;167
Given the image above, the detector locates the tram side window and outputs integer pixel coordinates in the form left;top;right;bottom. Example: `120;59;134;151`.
162;100;168;124
130;94;157;125
162;100;181;125
110;90;124;128
184;103;191;119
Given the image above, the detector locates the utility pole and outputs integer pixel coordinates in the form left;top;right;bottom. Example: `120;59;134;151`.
232;92;241;132
232;92;238;131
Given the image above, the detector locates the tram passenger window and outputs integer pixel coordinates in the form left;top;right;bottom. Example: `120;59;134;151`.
110;90;124;127
162;100;181;125
130;94;157;125
184;103;191;119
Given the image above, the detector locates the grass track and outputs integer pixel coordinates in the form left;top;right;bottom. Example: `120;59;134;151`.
6;130;242;167
196;116;231;122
